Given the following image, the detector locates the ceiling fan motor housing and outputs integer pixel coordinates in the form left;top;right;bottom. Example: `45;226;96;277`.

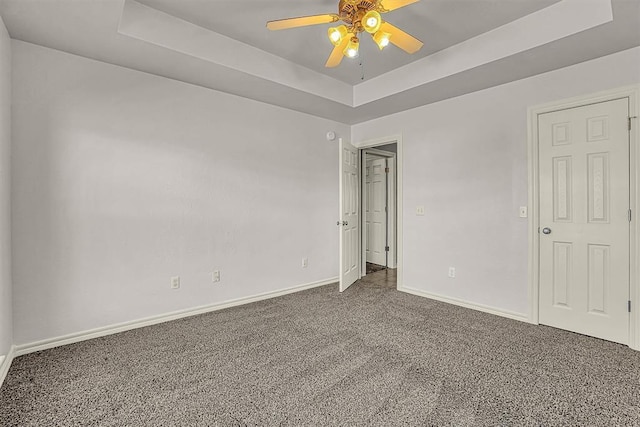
338;0;379;28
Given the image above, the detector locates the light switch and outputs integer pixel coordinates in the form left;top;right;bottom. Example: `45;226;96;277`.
519;206;528;218
416;206;425;216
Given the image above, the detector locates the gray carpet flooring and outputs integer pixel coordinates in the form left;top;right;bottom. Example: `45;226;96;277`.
1;269;640;426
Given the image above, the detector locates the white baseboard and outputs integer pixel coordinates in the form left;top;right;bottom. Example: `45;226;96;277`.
15;277;338;357
0;345;16;389
399;286;530;323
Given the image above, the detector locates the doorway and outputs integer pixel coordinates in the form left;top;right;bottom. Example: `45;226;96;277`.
528;86;640;349
362;145;397;278
339;136;402;292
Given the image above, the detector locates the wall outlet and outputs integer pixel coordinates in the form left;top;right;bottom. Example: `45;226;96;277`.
212;270;221;283
448;267;456;278
170;276;180;289
416;206;425;216
302;257;308;268
519;206;528;218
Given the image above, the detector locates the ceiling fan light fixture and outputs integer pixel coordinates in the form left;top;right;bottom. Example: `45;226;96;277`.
373;30;391;49
343;36;360;58
362;10;382;34
328;25;348;46
266;0;424;68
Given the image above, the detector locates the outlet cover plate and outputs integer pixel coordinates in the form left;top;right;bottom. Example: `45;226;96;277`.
171;276;180;289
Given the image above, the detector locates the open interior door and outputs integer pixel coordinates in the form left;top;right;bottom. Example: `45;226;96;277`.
339;138;360;292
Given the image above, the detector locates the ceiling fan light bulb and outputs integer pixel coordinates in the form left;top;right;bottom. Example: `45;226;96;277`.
328;25;348;46
373;30;391;50
343;36;360;58
328;28;340;43
362;10;382;33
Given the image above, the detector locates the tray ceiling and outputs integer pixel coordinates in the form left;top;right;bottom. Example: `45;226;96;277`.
134;0;561;85
0;0;638;124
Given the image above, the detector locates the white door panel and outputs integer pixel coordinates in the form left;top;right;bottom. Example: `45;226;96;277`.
538;98;630;344
340;139;359;292
366;158;387;266
365;164;371;259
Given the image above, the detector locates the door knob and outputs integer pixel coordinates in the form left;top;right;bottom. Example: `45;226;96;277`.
542;227;552;235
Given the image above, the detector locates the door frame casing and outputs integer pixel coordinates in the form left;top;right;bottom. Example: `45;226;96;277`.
527;85;640;350
354;135;403;289
362;148;397;270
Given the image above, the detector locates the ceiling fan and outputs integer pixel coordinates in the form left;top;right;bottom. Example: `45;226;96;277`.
266;0;424;68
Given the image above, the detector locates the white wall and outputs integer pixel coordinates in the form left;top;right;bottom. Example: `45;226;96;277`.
353;47;640;317
9;38;640;347
0;16;12;358
11;41;348;345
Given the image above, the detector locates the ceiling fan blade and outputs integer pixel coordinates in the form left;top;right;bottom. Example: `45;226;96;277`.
325;36;352;68
379;0;420;12
267;14;339;31
380;21;423;54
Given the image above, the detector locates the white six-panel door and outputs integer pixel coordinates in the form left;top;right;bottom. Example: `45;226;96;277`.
366;158;387;266
339;139;360;292
538;98;630;344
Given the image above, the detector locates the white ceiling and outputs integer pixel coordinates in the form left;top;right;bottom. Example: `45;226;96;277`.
134;0;561;85
0;0;639;124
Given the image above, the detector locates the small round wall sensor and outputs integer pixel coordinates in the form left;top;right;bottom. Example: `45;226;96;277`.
326;131;336;141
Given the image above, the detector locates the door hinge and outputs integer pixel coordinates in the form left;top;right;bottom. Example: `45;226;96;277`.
385;167;390;173
629;209;632;223
385;246;390;252
629;300;632;313
631;116;638;131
